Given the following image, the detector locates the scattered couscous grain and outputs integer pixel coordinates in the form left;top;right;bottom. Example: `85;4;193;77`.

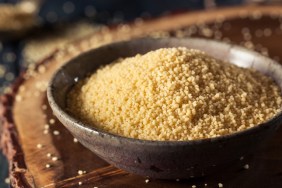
52;156;58;161
67;47;282;141
53;130;60;136
49;119;56;124
244;164;250;169
73;138;78;143
78;170;84;175
5;178;10;184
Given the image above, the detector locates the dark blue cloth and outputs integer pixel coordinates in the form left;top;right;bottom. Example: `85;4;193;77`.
0;42;20;90
38;0;205;25
0;152;8;188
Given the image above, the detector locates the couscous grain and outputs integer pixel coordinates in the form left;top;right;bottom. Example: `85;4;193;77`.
67;48;282;141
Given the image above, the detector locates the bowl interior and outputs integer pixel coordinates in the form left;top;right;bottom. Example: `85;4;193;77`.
48;37;282;141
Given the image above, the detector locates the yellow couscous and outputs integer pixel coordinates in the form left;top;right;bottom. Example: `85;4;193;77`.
67;47;282;141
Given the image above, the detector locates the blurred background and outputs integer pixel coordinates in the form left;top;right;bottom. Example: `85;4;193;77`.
0;0;281;187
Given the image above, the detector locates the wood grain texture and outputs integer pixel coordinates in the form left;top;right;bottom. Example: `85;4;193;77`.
1;5;282;188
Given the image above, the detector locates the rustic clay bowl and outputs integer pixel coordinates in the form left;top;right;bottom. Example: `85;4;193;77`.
47;38;282;179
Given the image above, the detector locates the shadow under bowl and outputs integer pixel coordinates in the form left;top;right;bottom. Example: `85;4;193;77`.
47;38;282;179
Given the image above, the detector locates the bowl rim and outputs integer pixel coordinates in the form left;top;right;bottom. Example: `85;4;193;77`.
47;37;282;146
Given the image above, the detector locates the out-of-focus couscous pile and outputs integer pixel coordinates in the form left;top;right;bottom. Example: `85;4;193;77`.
67;47;282;141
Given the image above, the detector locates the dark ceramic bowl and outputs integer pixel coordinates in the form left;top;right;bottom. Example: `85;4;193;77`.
47;38;282;179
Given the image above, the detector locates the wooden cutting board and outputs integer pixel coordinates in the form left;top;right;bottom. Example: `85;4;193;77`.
1;5;282;188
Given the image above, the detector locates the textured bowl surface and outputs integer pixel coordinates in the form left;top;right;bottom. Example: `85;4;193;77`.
47;38;282;179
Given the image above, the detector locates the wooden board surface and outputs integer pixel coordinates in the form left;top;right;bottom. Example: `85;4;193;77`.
1;5;282;188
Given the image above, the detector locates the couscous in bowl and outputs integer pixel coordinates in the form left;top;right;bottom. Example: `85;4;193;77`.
47;38;282;179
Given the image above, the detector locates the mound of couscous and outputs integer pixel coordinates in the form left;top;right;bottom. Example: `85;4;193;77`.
67;48;282;141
